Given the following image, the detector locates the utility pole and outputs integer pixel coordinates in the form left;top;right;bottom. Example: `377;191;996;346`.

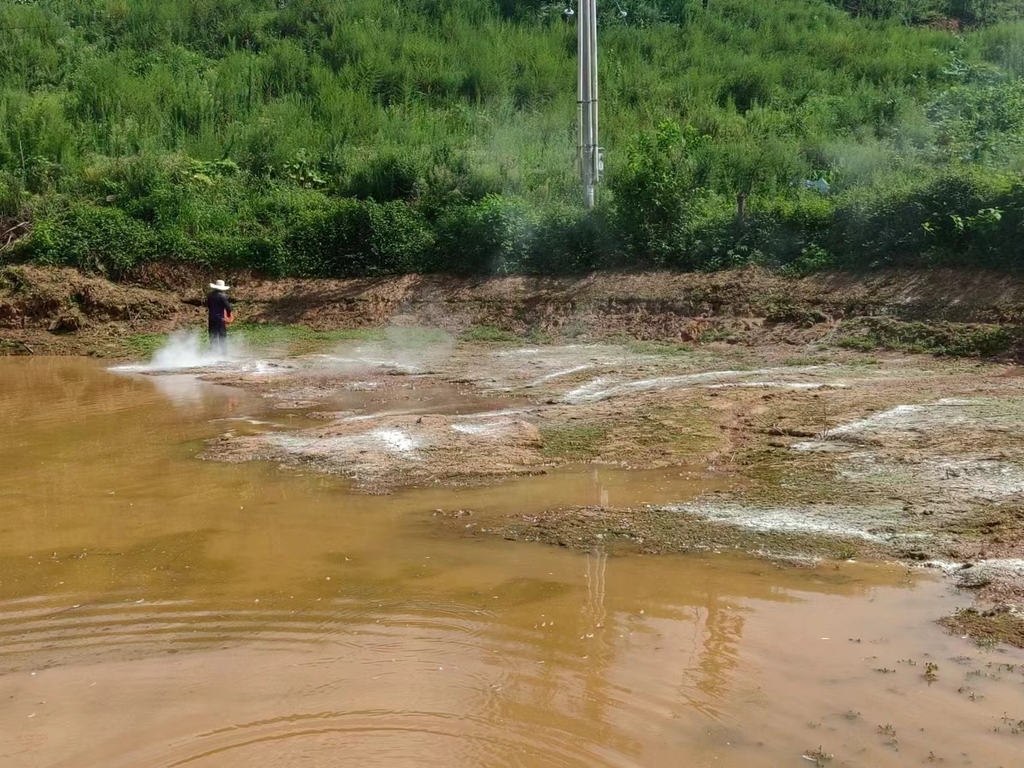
575;0;599;209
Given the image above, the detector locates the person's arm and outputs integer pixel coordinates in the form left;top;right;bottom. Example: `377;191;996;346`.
223;296;234;324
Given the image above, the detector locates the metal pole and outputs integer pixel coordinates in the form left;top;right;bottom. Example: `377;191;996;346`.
576;2;584;176
589;0;599;191
579;0;596;209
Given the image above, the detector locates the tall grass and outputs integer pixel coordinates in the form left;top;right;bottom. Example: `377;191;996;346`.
1;0;1023;277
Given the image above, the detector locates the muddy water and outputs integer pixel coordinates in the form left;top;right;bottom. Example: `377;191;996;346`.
2;358;1023;768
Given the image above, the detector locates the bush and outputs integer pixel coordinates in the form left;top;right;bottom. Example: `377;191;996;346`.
27;201;157;278
2;0;1024;280
429;196;538;275
285;197;433;277
609;121;710;268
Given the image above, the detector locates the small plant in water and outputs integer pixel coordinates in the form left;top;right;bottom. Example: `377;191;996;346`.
1000;714;1024;735
877;723;899;750
802;746;833;766
925;662;939;682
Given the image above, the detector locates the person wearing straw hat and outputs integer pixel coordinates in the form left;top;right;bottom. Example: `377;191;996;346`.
206;279;234;355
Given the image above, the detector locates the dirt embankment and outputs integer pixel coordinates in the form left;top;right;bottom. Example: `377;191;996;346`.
5;263;1024;357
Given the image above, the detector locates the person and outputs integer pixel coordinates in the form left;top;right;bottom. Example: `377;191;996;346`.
206;279;234;355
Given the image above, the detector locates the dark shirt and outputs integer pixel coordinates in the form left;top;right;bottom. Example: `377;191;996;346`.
207;290;232;324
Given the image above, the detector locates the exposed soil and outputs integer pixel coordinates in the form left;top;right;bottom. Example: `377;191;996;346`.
6;263;1024;645
0;265;187;356
939;606;1024;648
7;263;1024;358
170;338;1024;646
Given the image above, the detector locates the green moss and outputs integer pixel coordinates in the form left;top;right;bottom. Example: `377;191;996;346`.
625;340;695;357
940;608;1024;649
122;323;450;358
122;332;167;358
540;424;607;459
697;327;733;343
838;317;1023;358
782;354;831;367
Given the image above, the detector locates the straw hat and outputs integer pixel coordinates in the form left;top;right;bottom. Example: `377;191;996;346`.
209;279;230;291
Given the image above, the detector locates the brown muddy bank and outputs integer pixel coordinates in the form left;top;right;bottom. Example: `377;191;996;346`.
5;263;1024;358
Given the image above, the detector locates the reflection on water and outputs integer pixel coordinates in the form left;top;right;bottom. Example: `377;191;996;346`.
1;358;1023;768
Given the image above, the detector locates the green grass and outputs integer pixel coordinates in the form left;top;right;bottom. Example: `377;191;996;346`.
781;355;830;366
837;317;1022;358
539;424;608;460
123;322;451;358
625;340;696;357
697;327;734;344
122;332;168;358
3;0;1024;279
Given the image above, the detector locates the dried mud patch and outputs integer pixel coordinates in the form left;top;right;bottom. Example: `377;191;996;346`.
205;412;546;488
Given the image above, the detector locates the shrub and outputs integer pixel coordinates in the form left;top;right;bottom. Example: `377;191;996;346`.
27;201;157;278
429;195;537;275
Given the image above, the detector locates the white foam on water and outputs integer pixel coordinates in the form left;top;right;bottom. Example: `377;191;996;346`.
495;348;542;357
664;503;890;541
270;428;421;460
563;366;825;403
342;413;389;423
526;365;594;388
703;381;835;390
372;428;418;453
791;399;988;452
111;330;260;373
212;416;279;427
829;399;982;437
841;456;1024;501
319;355;422;372
457;408;530;420
827;404;925;436
791;441;849;453
451;421;509;436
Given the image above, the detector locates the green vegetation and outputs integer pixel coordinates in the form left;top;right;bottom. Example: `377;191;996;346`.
838;316;1024;356
124;322;449;355
940;607;1024;648
2;0;1024;277
609;336;695;356
122;332;170;358
540;424;608;459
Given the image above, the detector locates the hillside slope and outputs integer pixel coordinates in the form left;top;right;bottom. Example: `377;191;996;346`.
1;0;1024;276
